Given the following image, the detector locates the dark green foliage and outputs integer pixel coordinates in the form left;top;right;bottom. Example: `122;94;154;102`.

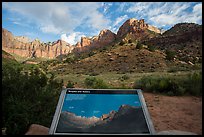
2;61;63;135
185;72;202;96
89;71;100;76
118;74;130;81
136;42;143;49
63;54;77;63
88;51;95;57
66;80;75;88
119;41;125;45
84;77;109;89
165;50;176;61
148;45;156;52
133;72;202;96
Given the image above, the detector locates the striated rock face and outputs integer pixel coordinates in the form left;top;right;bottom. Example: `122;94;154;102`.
15;36;31;43
73;29;116;53
3;18;161;58
81;37;92;47
98;29;116;43
116;18;161;40
2;28;74;59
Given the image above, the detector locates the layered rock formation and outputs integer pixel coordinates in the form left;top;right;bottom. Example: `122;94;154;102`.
74;29;116;53
2;28;73;59
15;36;31;43
116;18;161;40
2;18;161;59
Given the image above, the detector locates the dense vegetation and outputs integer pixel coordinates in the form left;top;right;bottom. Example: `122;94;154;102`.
2;57;63;135
84;77;109;89
133;71;202;96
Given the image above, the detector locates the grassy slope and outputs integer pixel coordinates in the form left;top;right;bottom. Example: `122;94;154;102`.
54;70;201;89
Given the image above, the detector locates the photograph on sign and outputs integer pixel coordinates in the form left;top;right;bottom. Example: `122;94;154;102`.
49;89;154;135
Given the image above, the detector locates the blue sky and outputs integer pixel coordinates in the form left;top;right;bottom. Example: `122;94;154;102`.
61;94;141;118
2;2;202;45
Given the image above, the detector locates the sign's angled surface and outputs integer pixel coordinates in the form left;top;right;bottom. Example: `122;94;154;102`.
49;89;155;135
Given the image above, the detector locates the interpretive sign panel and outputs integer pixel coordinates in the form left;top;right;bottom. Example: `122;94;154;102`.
49;89;155;135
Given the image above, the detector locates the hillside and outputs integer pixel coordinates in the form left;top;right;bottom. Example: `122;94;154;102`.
2;50;18;64
142;23;202;64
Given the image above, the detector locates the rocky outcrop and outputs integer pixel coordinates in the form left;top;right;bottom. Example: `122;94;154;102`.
15;36;31;43
98;29;116;43
3;18;162;58
73;29;116;53
25;124;49;135
81;37;92;47
2;28;73;59
116;18;161;40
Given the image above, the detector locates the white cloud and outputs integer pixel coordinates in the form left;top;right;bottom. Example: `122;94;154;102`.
127;2;154;14
66;94;87;101
117;2;128;12
61;32;85;45
101;2;112;13
3;2;111;35
113;15;128;27
41;24;61;34
126;2;202;29
69;106;74;109
93;110;100;113
193;3;202;14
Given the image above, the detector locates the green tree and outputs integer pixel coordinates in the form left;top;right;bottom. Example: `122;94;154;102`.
136;42;143;49
165;50;176;60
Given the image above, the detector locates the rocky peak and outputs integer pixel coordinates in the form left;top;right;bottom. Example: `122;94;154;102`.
98;29;116;43
100;110;116;121
76;42;82;48
74;29;116;52
117;105;136;116
2;28;74;59
117;18;161;39
15;36;31;44
81;37;92;47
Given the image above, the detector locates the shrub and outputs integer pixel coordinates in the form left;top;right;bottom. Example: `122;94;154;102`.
89;71;100;76
2;62;63;135
185;72;202;96
136;42;143;49
165;50;176;61
133;72;202;96
119;41;125;46
66;80;75;88
118;74;130;81
88;51;95;57
84;77;109;89
64;55;77;63
148;45;156;52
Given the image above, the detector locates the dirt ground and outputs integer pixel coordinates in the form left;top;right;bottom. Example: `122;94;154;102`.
143;92;202;135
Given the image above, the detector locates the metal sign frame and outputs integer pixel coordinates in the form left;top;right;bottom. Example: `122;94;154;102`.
49;88;155;135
